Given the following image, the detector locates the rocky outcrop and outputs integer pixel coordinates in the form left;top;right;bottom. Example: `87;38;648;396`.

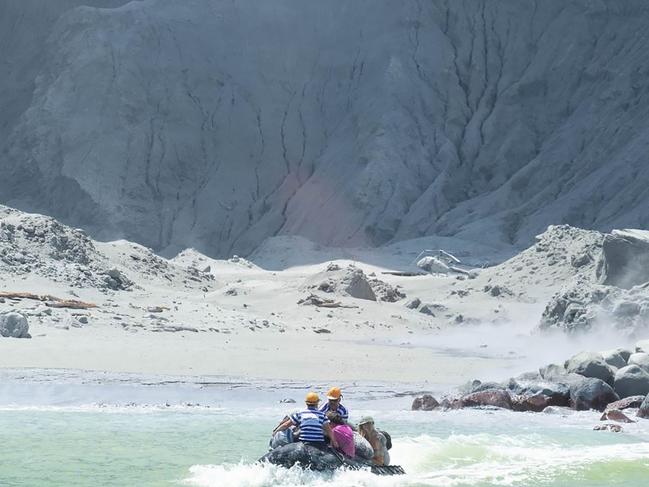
305;265;378;301
596;230;649;289
0;312;30;338
4;2;649;256
539;278;649;335
613;365;649;398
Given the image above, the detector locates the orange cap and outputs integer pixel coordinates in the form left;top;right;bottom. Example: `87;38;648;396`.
326;387;342;400
305;392;320;405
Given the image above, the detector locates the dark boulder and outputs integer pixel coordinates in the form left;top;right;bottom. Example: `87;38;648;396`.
565;352;615;385
506;378;570;408
459;390;513;410
512;393;554;412
0;312;30;338
411;394;439;411
569;377;619;411
613;365;649;398
601;348;630;369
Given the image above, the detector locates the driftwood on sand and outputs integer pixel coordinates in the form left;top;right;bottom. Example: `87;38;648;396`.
0;291;97;309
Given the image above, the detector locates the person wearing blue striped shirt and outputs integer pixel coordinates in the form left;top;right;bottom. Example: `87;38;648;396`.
274;392;338;448
319;387;349;422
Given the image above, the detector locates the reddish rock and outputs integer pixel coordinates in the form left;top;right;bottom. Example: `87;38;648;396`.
411;394;439;411
600;410;636;423
512;393;553;412
460;390;513;410
605;395;645;411
593;423;623;432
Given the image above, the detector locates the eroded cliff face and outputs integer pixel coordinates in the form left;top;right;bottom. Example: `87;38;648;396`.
1;0;649;257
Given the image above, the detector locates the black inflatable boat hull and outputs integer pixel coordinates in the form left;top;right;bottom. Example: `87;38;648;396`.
259;442;405;475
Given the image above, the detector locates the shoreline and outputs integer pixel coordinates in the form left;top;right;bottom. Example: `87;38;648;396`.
0;325;513;385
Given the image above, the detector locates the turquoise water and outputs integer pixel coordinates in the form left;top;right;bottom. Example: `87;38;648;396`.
2;405;648;487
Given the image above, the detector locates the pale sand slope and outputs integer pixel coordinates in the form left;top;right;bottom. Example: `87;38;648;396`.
1;207;616;385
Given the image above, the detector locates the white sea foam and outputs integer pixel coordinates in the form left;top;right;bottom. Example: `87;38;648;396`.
184;429;649;487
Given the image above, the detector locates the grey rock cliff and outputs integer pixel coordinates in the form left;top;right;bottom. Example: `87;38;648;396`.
2;1;649;257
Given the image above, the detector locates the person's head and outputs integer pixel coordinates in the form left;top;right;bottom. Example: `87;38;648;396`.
326;386;342;409
326;411;345;425
358;416;375;434
305;391;320;408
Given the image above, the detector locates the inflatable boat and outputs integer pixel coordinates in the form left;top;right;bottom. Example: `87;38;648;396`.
259;442;405;475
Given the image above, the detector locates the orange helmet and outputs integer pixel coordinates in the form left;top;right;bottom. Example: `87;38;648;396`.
305;392;320;405
326;387;342;400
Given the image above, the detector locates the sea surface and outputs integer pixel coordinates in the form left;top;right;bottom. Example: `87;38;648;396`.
1;370;648;487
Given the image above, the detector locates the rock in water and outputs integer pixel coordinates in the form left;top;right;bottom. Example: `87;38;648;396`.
565;352;615;385
512;393;554;412
638;395;649;419
411;394;439;411
605;396;646;411
600;410;635;423
0;312;30;338
614;365;649;398
506;378;570;408
569;377;619;411
593;424;623;432
459;390;513;410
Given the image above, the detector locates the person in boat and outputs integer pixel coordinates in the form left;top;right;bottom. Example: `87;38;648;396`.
270;411;298;449
319;386;349;422
274;392;338;449
358;416;390;466
326;411;355;458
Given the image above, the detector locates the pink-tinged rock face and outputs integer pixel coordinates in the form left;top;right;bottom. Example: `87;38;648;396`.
605;396;645;411
459;390;513;410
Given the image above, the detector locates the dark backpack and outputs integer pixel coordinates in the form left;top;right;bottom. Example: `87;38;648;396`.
379;430;392;450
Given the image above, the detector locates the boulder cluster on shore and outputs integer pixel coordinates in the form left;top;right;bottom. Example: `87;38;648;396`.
413;340;649;430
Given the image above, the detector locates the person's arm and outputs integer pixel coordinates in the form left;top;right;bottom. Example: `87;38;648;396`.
274;417;295;433
369;434;384;465
324;422;339;449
